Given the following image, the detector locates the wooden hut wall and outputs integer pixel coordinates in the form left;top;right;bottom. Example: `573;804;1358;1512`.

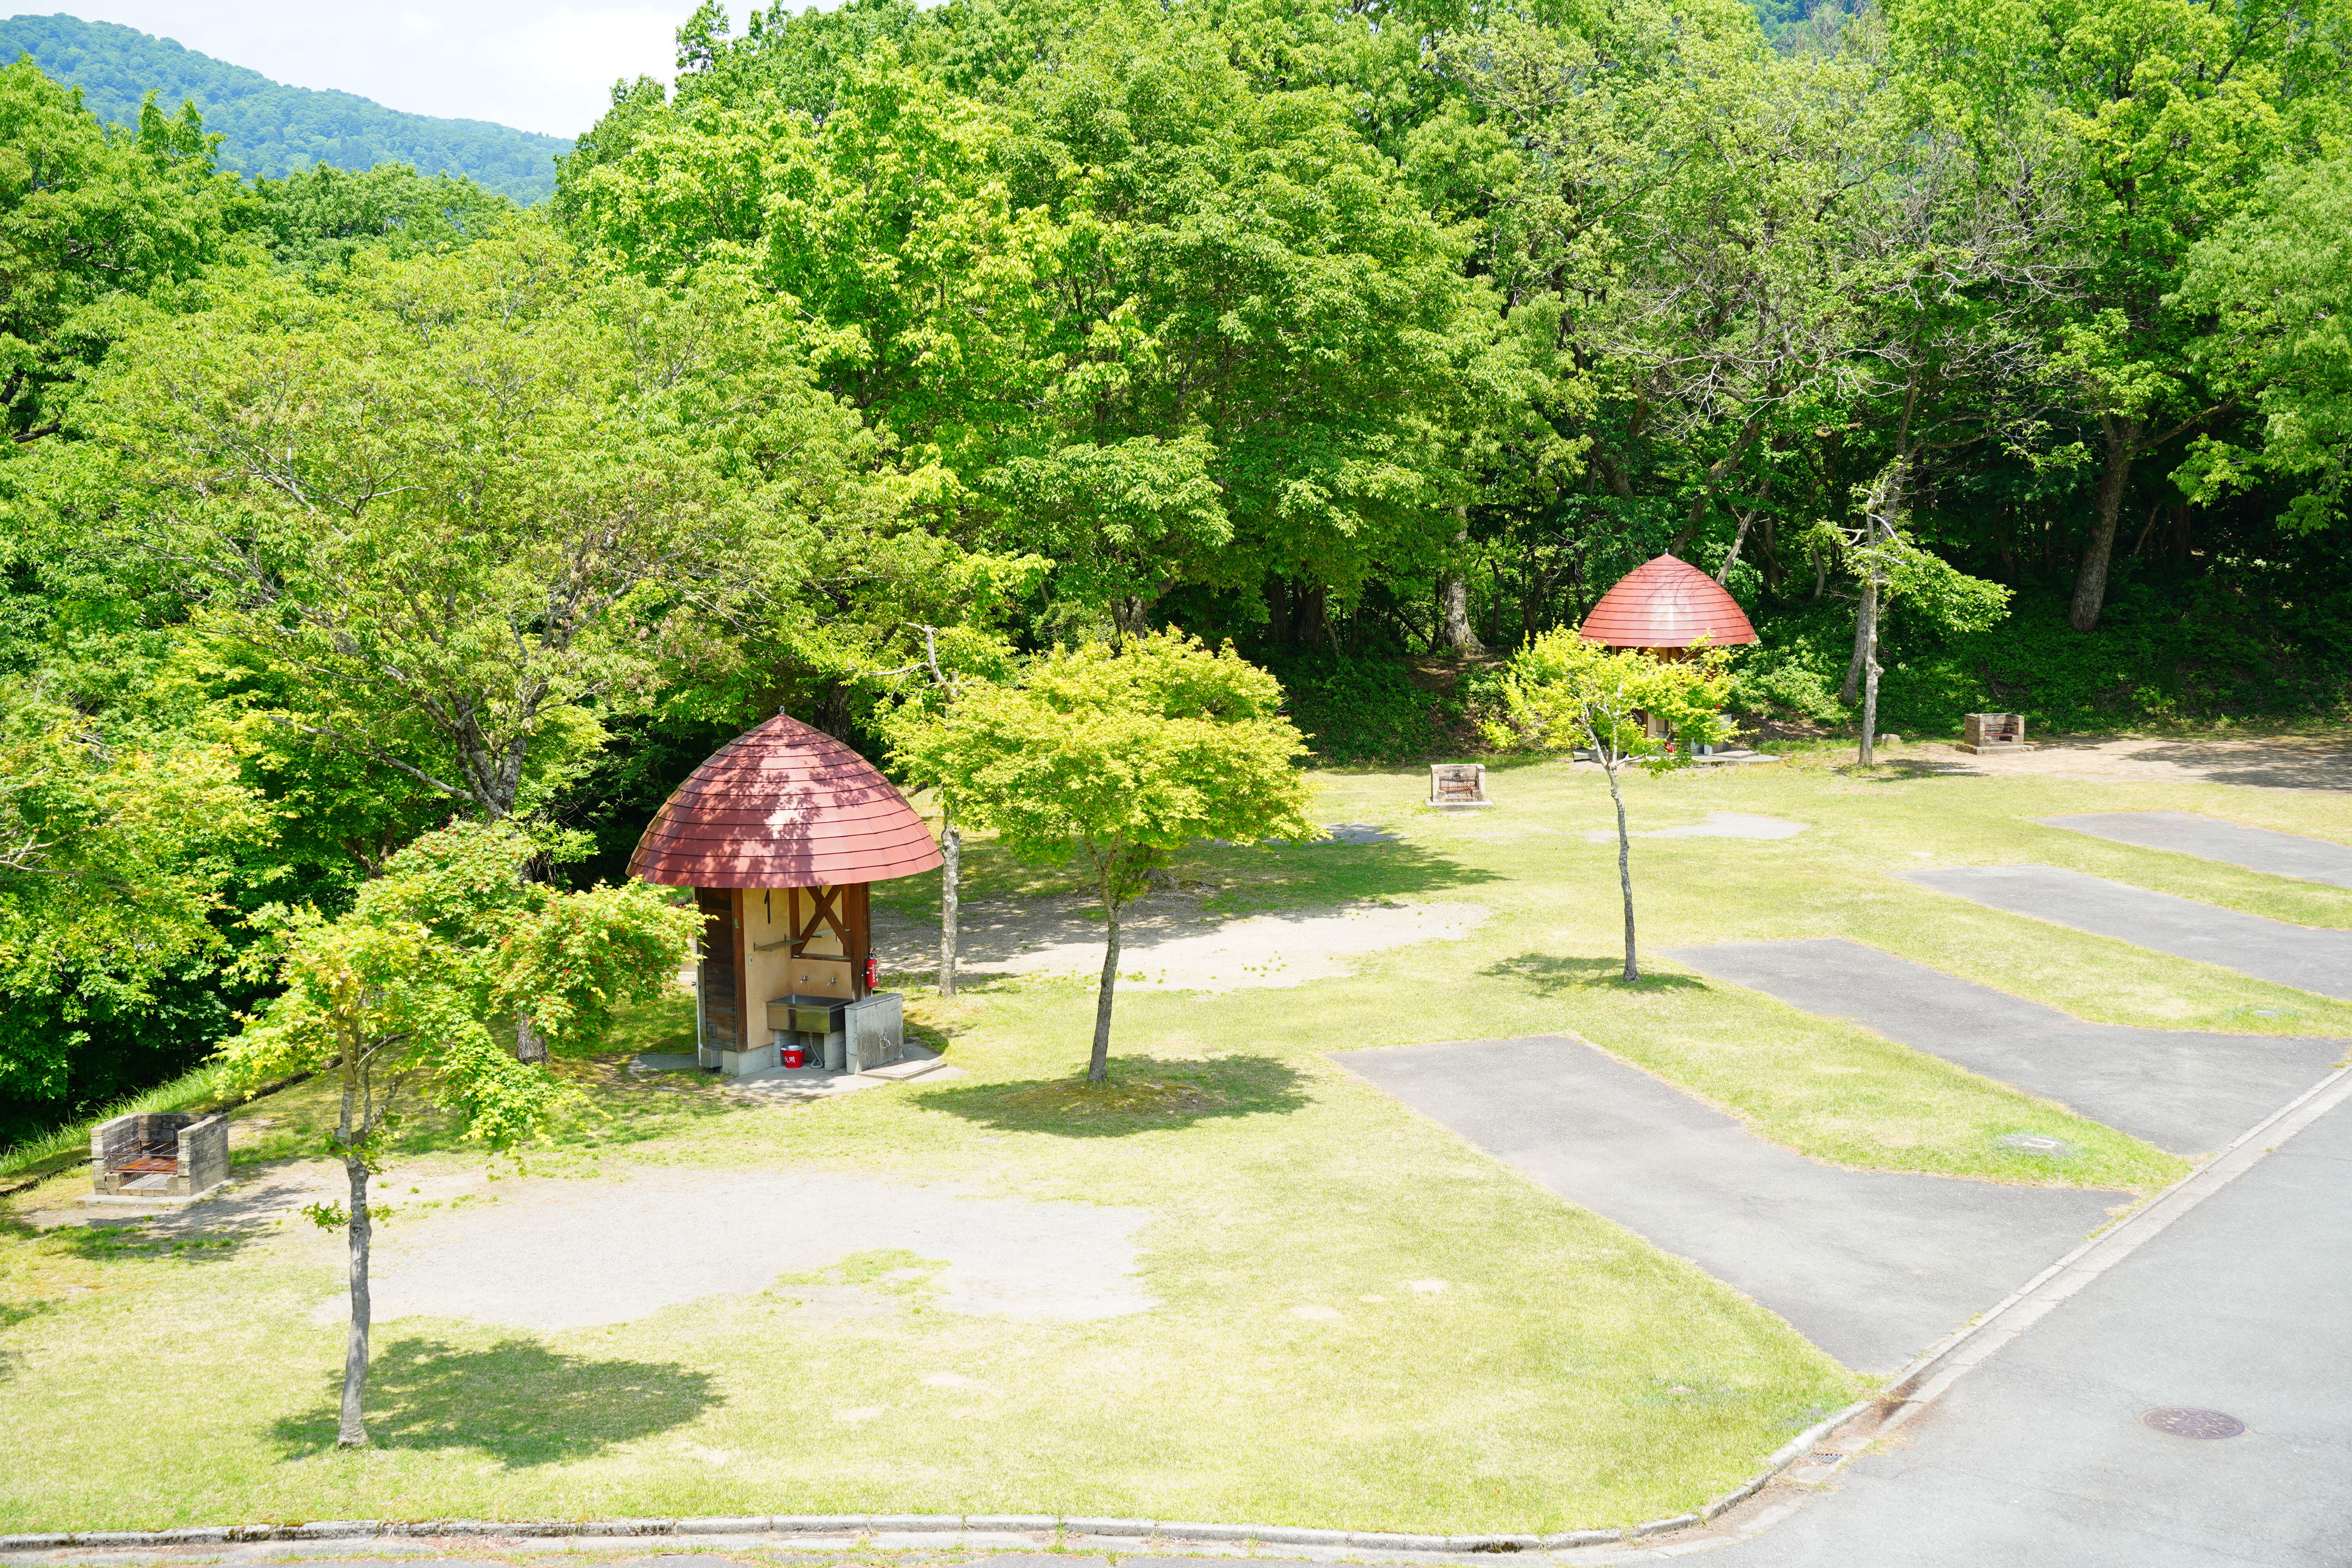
695;888;746;1052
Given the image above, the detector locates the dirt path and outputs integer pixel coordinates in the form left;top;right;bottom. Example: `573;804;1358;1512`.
873;891;1489;992
1899;734;2352;791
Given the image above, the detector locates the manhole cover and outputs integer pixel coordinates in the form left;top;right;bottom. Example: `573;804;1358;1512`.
2143;1407;2245;1439
1997;1133;2077;1156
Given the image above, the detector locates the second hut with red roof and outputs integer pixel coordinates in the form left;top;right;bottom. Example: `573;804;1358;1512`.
1579;554;1759;654
1578;554;1759;744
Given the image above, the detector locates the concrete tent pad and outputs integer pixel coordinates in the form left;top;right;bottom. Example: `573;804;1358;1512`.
309;1169;1155;1333
1664;939;2345;1155
1900;866;2352;1001
1336;1035;2126;1375
2037;810;2352;889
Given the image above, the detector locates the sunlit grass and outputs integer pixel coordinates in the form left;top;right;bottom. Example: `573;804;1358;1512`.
5;755;2346;1534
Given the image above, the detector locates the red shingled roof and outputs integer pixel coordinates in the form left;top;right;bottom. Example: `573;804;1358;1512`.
629;714;944;889
1579;554;1759;649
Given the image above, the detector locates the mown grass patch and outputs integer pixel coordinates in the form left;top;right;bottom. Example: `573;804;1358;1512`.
4;752;2346;1534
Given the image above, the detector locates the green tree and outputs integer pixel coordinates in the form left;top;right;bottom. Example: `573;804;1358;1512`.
0;679;261;1111
2174;154;2352;534
251;162;514;274
1486;632;1733;981
891;631;1316;1081
560;3;1495;632
0;60;247;446
1823;465;2013;762
1889;0;2352;631
224;820;699;1448
871;619;1024;998
39;225;879;829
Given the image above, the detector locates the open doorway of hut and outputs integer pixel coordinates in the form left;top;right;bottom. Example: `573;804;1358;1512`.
693;884;904;1076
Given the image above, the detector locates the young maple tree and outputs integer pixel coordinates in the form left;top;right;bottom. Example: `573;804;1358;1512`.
223;821;699;1447
891;631;1316;1082
1488;631;1734;982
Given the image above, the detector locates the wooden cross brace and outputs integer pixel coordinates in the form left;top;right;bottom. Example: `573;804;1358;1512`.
792;884;850;955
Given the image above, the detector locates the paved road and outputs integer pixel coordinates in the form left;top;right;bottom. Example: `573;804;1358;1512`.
1715;1090;2352;1567
1336;1034;2123;1374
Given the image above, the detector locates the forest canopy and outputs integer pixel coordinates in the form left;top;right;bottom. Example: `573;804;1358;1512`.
4;0;2352;1148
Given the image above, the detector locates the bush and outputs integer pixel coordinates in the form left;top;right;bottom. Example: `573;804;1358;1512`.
1259;653;1445;761
0;965;254;1154
1739;585;2352;737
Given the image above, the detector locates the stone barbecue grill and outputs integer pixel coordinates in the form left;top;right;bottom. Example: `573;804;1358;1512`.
629;713;943;1077
91;1112;229;1200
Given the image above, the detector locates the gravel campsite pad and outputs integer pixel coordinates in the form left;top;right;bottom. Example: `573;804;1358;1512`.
878;897;1490;991
1905;734;2352;791
1664;938;2348;1155
1336;1034;2128;1374
307;1169;1156;1332
2036;811;2352;888
1899;866;2352;1001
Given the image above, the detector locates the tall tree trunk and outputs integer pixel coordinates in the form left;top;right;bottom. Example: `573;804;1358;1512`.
1437;508;1485;656
1112;593;1154;645
1715;466;1777;584
1852;460;1901;762
337;1151;372;1447
513;1014;547;1063
2069;417;2142;633
814;680;853;739
1857;575;1882;766
1264;577;1293;646
1088;899;1120;1084
1841;590;1870;705
1606;759;1639;982
937;813;960;999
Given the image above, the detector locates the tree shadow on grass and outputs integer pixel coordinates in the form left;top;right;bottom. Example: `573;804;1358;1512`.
271;1335;720;1465
1835;758;1987;784
918;1054;1309;1137
1188;836;1505;915
1479;953;1710;996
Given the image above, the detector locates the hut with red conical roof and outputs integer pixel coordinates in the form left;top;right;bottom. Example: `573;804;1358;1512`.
1579;554;1759;653
1578;555;1758;744
632;713;942;1076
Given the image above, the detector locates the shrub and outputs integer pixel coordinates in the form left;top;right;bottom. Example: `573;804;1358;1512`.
1259;653;1445;760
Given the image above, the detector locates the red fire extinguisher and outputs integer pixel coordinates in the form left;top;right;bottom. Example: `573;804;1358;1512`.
863;955;880;991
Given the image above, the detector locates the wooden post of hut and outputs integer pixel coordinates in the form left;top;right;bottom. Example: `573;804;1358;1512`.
628;715;944;1076
1578;555;1760;744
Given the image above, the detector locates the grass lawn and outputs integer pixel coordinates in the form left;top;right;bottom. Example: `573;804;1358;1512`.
4;750;2347;1536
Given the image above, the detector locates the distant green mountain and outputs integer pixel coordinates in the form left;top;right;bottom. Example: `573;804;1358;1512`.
0;13;572;203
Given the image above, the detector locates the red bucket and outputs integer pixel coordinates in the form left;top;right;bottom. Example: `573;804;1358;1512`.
782;1047;806;1069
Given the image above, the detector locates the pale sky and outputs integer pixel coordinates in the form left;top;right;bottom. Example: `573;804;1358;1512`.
33;2;780;138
